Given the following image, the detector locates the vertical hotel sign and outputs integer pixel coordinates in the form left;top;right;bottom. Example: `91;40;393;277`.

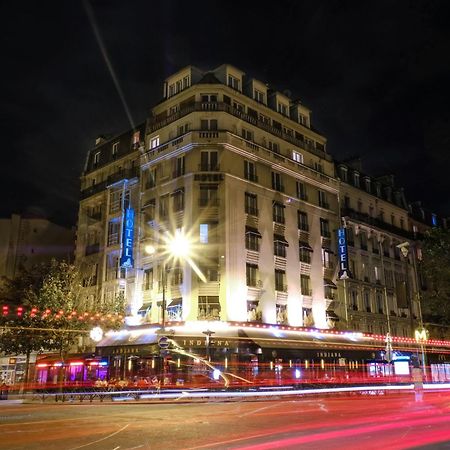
337;228;351;280
120;208;135;268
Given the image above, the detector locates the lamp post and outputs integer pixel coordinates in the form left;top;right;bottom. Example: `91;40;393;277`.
396;241;427;378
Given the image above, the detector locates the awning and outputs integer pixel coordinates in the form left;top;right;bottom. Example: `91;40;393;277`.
96;328;159;348
246;226;262;238
324;279;337;288
299;241;313;251
274;234;289;246
168;298;182;307
137;303;152;313
326;310;340;321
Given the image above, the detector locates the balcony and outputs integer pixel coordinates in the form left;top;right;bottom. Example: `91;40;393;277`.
198;164;221;172
341;207;414;240
147;101;330;161
198;198;220;207
106;167;139;187
273;215;285;224
81;181;108;200
85;243;100;256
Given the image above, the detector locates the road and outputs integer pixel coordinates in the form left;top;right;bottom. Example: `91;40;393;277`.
0;391;450;449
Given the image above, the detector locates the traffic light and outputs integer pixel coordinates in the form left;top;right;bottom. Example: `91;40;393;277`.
16;307;23;317
2;305;8;316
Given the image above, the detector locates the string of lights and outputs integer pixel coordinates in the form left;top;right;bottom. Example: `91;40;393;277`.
1;305;124;322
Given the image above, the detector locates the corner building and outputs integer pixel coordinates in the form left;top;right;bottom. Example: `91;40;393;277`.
77;64;340;329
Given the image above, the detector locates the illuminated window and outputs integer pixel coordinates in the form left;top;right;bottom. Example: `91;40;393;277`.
199;224;209;244
150;136;160;149
292;151;303;164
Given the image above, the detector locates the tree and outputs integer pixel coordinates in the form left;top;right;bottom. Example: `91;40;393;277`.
420;227;450;325
0;260;125;382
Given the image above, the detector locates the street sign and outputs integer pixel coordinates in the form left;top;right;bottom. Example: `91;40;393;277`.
158;336;170;349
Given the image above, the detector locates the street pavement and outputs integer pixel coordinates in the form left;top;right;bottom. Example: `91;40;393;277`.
0;391;450;449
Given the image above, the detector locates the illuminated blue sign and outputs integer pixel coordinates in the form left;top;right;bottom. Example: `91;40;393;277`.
337;227;351;280
120;208;135;268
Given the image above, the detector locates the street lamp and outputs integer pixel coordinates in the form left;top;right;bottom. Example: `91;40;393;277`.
144;230;192;332
396;241;427;378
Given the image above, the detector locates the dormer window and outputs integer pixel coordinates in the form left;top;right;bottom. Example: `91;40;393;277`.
365;177;371;192
183;75;190;89
354;172;360;188
299;113;308;126
112;142;119;156
93;151;100;166
277;103;288;116
254;90;265;104
340;167;348;182
228;75;240;91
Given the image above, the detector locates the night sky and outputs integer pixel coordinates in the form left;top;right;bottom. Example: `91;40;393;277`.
2;1;450;227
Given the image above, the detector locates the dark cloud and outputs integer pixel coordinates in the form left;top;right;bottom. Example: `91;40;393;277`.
2;0;450;226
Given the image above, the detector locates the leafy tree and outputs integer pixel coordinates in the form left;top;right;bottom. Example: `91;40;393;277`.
0;260;125;382
420;227;450;325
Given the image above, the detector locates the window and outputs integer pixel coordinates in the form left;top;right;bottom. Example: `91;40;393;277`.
322;248;334;269
365;178;371;192
183;75;190;89
143;268;153;291
314;162;323;173
299;242;312;264
350;291;358;310
201;94;218;103
172;189;184;212
200;119;218;131
292;151;303;164
245;227;261;251
174;156;185;178
109;190;128;213
244;160;257;182
228;75;240;90
299;113;308;126
233;100;244;112
346;226;355;246
107;220;120;246
246;264;259;287
372;236;379;253
271;172;284;192
199;185;218;206
274;235;288;258
93;151;100;165
340;166;348;182
300;275;311;296
363;291;371;312
360;231;368;251
296;182;307;200
254;89;265;103
297;211;309;231
318;190;329;209
199;223;209;244
112;142;119;157
145;168;157;189
320;218;330;238
159;195;169;219
245;192;258;216
200;151;218;171
344;195;351;208
283;126;293;137
259;113;270;125
150;136;160;149
242;128;254;141
198;296;221;320
374;266;380;283
275;269;286;291
273;202;285;224
170;267;183;286
144;198;156;222
354;172;360;188
277;103;288;116
376;292;384;314
269;141;280;153
177;123;189;135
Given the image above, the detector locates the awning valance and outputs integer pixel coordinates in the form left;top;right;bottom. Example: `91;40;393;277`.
324;279;337;288
326;310;340;321
299;241;313;251
274;234;289;246
246;226;262;238
138;303;152;313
